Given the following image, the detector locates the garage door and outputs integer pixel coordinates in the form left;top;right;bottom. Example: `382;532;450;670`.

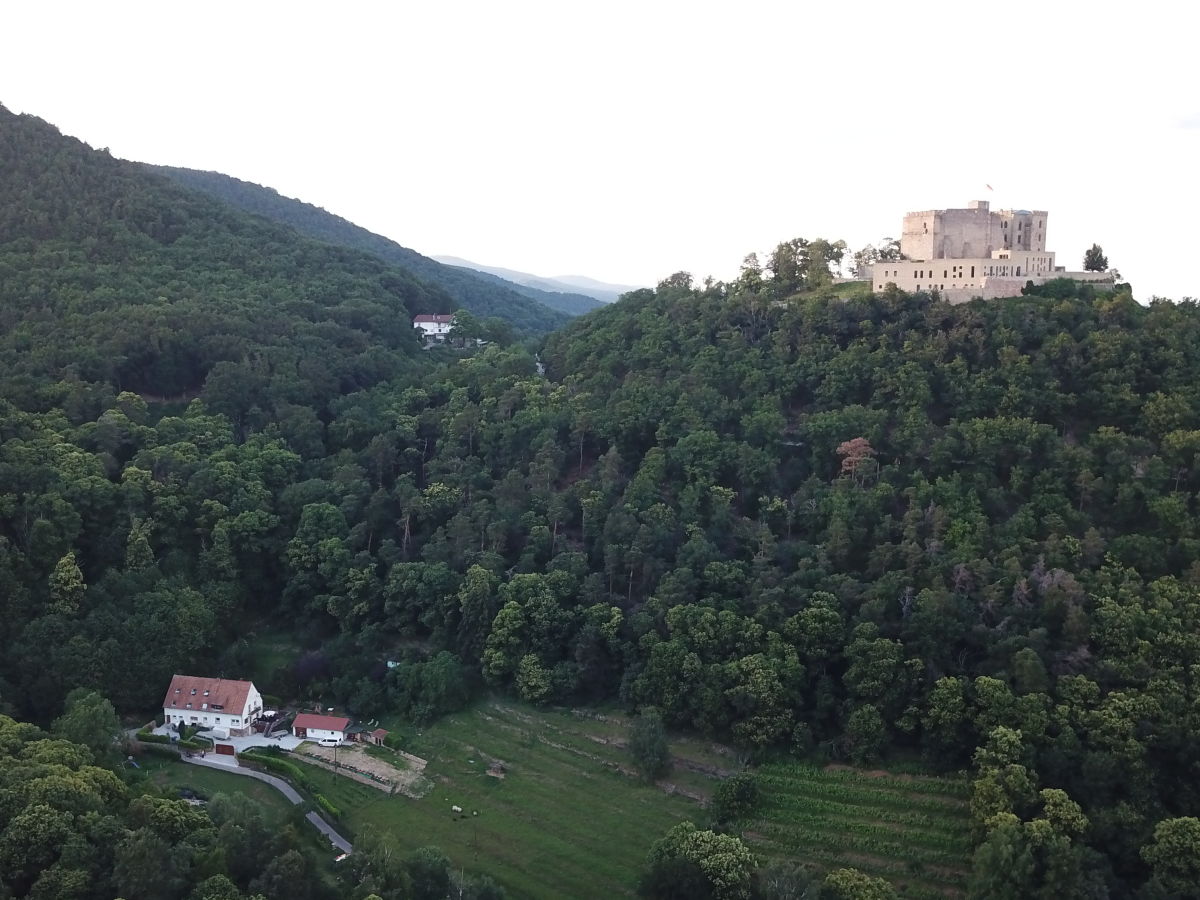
215;743;235;756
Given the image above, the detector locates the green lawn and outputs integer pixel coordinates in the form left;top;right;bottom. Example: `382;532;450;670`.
293;701;716;899
747;763;973;898
141;756;297;825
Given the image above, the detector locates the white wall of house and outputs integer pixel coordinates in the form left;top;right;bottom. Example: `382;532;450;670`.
415;318;454;340
163;684;263;733
298;726;345;742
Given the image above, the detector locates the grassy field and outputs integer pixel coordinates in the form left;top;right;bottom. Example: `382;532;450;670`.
747;762;973;898
293;701;724;899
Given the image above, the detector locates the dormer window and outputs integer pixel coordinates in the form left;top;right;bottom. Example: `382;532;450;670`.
201;703;208;710
174;688;181;694
191;689;197;695
204;690;210;696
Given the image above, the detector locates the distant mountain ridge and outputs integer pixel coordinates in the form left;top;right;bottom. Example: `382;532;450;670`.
145;166;601;329
434;256;641;304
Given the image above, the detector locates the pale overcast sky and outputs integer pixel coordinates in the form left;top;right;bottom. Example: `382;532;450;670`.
3;1;1197;299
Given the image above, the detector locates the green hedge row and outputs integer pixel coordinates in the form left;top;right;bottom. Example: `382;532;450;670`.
139;743;180;759
239;750;313;789
314;793;340;818
178;739;208;751
136;730;170;744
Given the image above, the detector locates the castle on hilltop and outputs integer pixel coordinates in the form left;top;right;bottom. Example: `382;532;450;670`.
871;200;1113;303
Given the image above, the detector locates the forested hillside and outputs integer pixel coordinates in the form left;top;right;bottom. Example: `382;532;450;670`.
4;101;1200;896
0;105;456;420
147;165;594;324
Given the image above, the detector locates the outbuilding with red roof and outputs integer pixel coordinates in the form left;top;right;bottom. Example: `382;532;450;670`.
293;713;351;742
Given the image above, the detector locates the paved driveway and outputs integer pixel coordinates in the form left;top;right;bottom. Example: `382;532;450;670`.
146;723;303;752
181;755;352;854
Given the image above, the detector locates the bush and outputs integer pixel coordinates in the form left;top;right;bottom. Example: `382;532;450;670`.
136;730;170;744
178;739;208;751
314;793;340;818
710;772;761;826
630;708;671;781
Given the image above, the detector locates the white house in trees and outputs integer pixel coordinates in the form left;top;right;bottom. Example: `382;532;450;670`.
292;713;350;742
163;675;263;736
413;314;454;341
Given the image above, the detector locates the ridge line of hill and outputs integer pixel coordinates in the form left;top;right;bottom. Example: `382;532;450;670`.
144;165;601;327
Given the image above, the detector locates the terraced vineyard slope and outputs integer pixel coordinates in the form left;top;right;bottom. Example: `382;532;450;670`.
749;763;972;898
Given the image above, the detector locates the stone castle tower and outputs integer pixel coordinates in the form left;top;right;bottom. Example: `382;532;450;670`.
872;200;1111;303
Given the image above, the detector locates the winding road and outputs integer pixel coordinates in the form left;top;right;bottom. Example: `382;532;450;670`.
181;754;353;853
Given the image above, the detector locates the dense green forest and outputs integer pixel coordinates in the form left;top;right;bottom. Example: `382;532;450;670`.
147;165;596;323
3;103;1200;897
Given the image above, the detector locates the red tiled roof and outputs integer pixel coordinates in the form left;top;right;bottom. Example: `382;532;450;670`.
413;314;454;324
163;675;255;715
293;713;350;732
371;728;389;739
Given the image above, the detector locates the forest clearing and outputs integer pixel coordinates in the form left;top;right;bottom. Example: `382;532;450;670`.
291;702;715;898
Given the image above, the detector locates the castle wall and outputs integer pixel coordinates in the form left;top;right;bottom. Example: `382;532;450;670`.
872;250;1057;294
900;202;1049;260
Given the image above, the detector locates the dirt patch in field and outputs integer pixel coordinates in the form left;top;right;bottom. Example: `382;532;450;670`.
297;743;430;797
659;782;707;802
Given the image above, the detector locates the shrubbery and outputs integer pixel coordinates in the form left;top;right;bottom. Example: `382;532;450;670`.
314;793;340;818
138;743;180;759
239;749;313;789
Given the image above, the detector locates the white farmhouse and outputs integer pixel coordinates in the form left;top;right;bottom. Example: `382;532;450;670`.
162;675;263;736
413;313;454;341
292;713;350;743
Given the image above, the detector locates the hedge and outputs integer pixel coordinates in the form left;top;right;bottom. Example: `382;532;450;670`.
139;743;180;759
239;750;312;789
315;793;340;818
178;739;208;751
137;730;170;744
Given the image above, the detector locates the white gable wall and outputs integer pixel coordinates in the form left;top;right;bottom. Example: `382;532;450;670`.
163;683;263;734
